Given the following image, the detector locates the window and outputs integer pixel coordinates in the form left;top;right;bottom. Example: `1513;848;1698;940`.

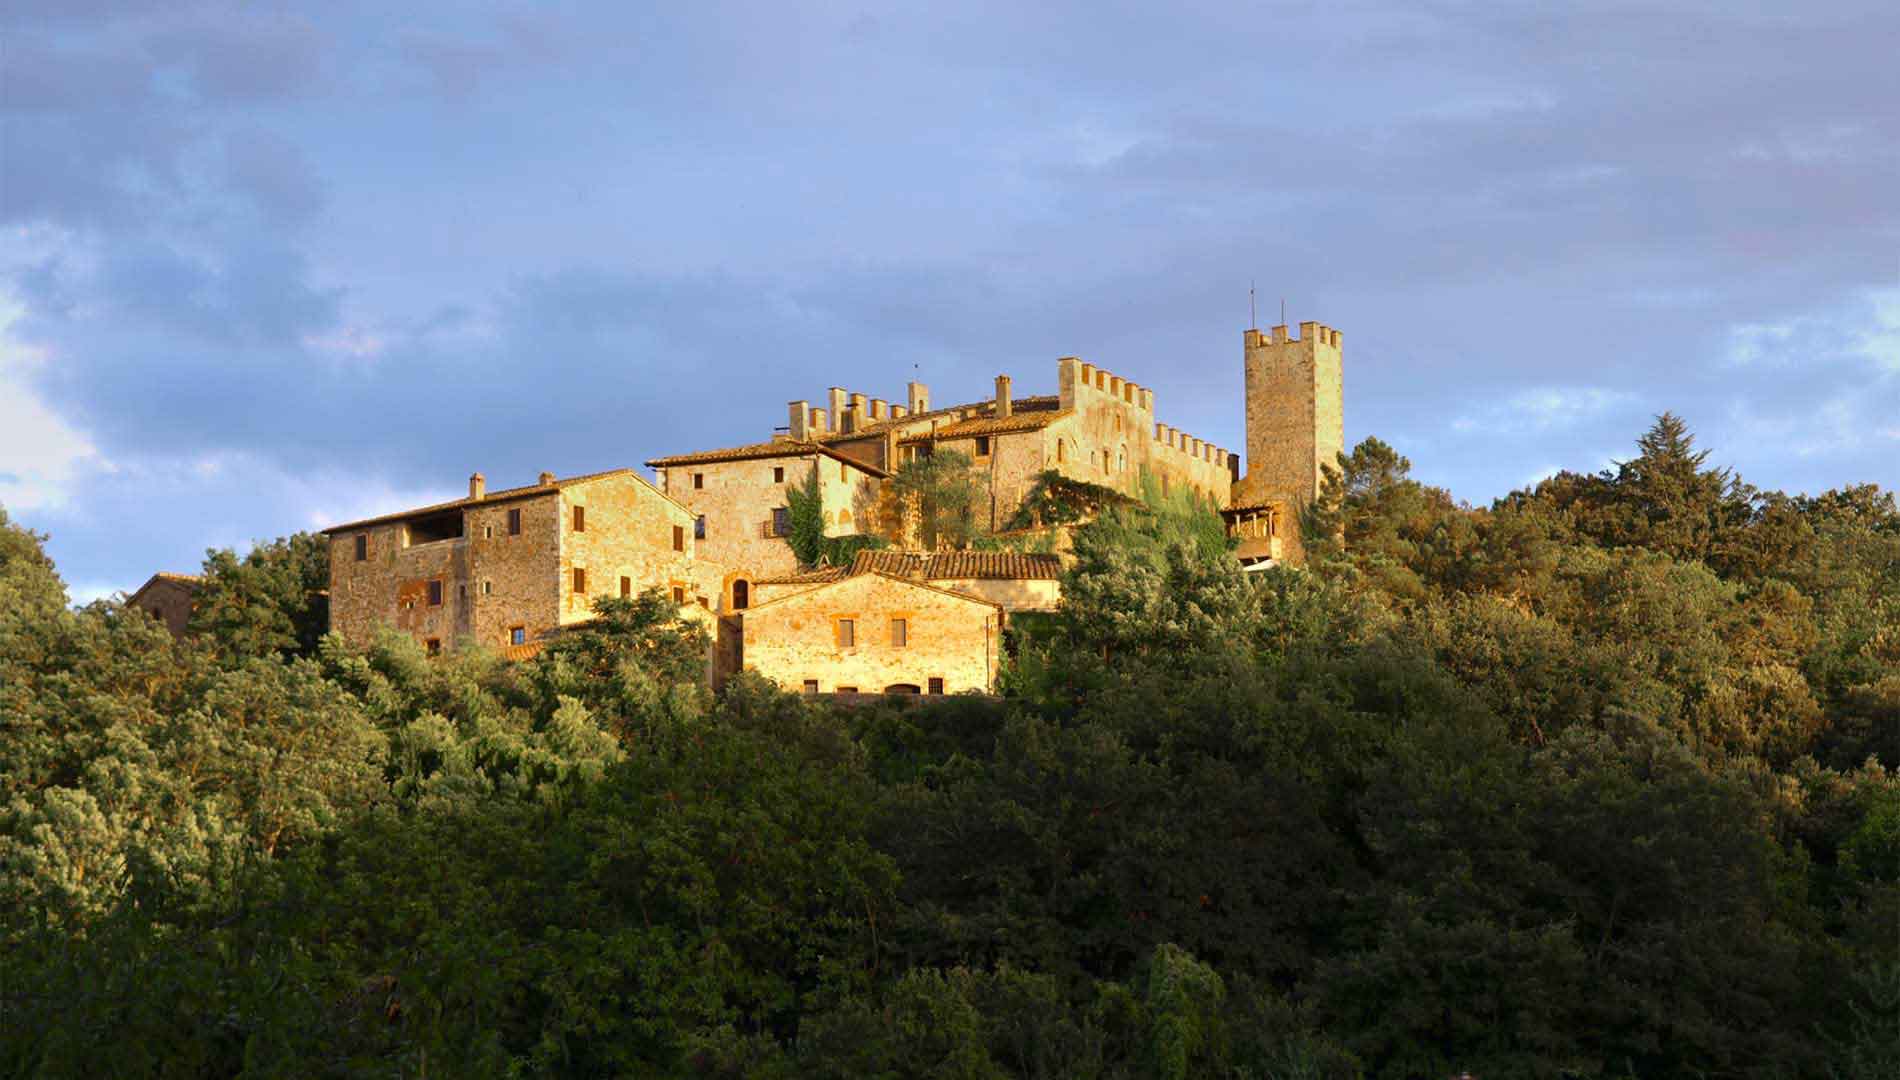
732;580;750;609
458;583;466;601
427;580;443;606
890;617;908;648
838;686;858;694
572;505;585;532
975;436;990;456
771;507;791;537
482;581;492;596
620;575;632;598
510;626;526;646
928;677;945;695
354;534;367;561
672;524;685;551
885;683;921;695
483;524;493;539
406;511;462;545
693;472;704;489
426;638;441;656
836;618;856;648
573;567;587;594
671;586;685;604
695;514;706;539
1056;440;1065;464
507;508;522;535
840;462;848;482
774;466;785;483
803;679;820;695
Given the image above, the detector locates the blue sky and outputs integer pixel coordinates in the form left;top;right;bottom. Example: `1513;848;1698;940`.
4;1;1897;601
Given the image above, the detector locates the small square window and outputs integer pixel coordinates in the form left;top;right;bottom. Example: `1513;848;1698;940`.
507;508;522;535
837;618;856;648
695;515;706;540
620;575;632;598
803;679;819;695
774;466;785;483
427;580;443;606
890;617;907;648
771;507;792;537
426;638;441;656
510;626;526;646
975;436;990;456
672;525;685;551
573;505;585;532
928;677;944;695
671;586;685;604
693;472;704;489
573;567;587;594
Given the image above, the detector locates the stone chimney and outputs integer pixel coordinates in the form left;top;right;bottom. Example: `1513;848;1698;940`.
994;375;1013;419
810;407;828;434
908;380;930;414
841;404;861;434
789;400;810;441
870;398;887;421
892;404;909;419
469;473;486;500
850;392;868;419
538;471;556;486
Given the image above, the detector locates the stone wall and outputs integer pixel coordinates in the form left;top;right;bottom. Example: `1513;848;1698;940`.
931;577;1059;612
1049;357;1232;505
558;473;708;624
740;572;1002;694
1235;322;1343;564
128;576;198;636
656;453;880;608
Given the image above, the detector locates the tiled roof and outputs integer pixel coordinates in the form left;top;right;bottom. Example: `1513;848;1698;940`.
751;565;851;586
321;468;678;534
817;394;1061;443
500;640;548;662
849;549;1063;581
644;440;888;477
898;409;1070;444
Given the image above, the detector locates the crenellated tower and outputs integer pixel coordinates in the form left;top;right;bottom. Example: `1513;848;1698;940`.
1232;320;1343;560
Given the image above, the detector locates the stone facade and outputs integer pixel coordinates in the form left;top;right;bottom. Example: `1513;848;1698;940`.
325;469;707;652
646;444;884;611
1231;322;1344;564
751;550;1062;613
740;571;1003;694
127;572;202;636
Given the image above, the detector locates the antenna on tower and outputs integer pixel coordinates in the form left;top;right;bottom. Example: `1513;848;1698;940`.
1280;297;1286;328
1249;281;1256;329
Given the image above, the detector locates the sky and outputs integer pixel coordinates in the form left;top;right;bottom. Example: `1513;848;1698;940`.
4;1;1897;602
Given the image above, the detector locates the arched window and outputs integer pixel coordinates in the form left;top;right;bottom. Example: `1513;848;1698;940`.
1117;445;1127;473
732;579;750;610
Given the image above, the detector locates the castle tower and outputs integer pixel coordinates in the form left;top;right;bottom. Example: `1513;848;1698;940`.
1233;321;1343;559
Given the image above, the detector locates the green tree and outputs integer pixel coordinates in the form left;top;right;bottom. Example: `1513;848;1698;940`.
189;531;331;660
886;450;983;551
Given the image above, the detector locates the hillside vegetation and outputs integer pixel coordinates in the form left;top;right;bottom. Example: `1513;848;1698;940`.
5;415;1900;1078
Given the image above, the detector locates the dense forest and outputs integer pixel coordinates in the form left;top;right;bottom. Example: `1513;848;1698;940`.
5;415;1900;1078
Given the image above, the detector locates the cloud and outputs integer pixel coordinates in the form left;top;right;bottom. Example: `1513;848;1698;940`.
1452;388;1638;438
0;299;105;512
223;128;326;226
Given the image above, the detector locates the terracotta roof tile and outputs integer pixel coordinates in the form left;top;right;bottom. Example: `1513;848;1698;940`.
899;409;1070;443
644;440;888;477
847;549;1063;581
816;394;1061;443
751;566;850;586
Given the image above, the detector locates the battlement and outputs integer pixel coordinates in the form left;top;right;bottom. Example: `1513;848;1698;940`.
1245;322;1342;350
1057;356;1153;414
1153;422;1230;468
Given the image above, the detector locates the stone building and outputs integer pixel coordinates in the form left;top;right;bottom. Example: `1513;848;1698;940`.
323;468;714;654
1229;321;1344;566
127;572;203;637
739;571;1005;695
644;442;886;611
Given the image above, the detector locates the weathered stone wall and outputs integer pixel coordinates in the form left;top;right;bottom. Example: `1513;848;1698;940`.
1048;358;1232;506
128;577;197;636
328;514;484;650
741;573;1001;694
931;577;1059;612
461;492;562;649
656;454;879;608
1234;322;1343;564
557;473;708;624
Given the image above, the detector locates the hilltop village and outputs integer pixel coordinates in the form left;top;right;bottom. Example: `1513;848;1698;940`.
285;322;1340;694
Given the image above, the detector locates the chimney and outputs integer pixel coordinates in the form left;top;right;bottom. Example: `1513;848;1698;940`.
811;407;828;434
850;392;868;419
892;404;908;419
871;398;887;421
789;400;810;441
828;387;847;431
469;472;486;500
842;404;860;434
994;374;1013;418
538;471;557;486
908;381;930;414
